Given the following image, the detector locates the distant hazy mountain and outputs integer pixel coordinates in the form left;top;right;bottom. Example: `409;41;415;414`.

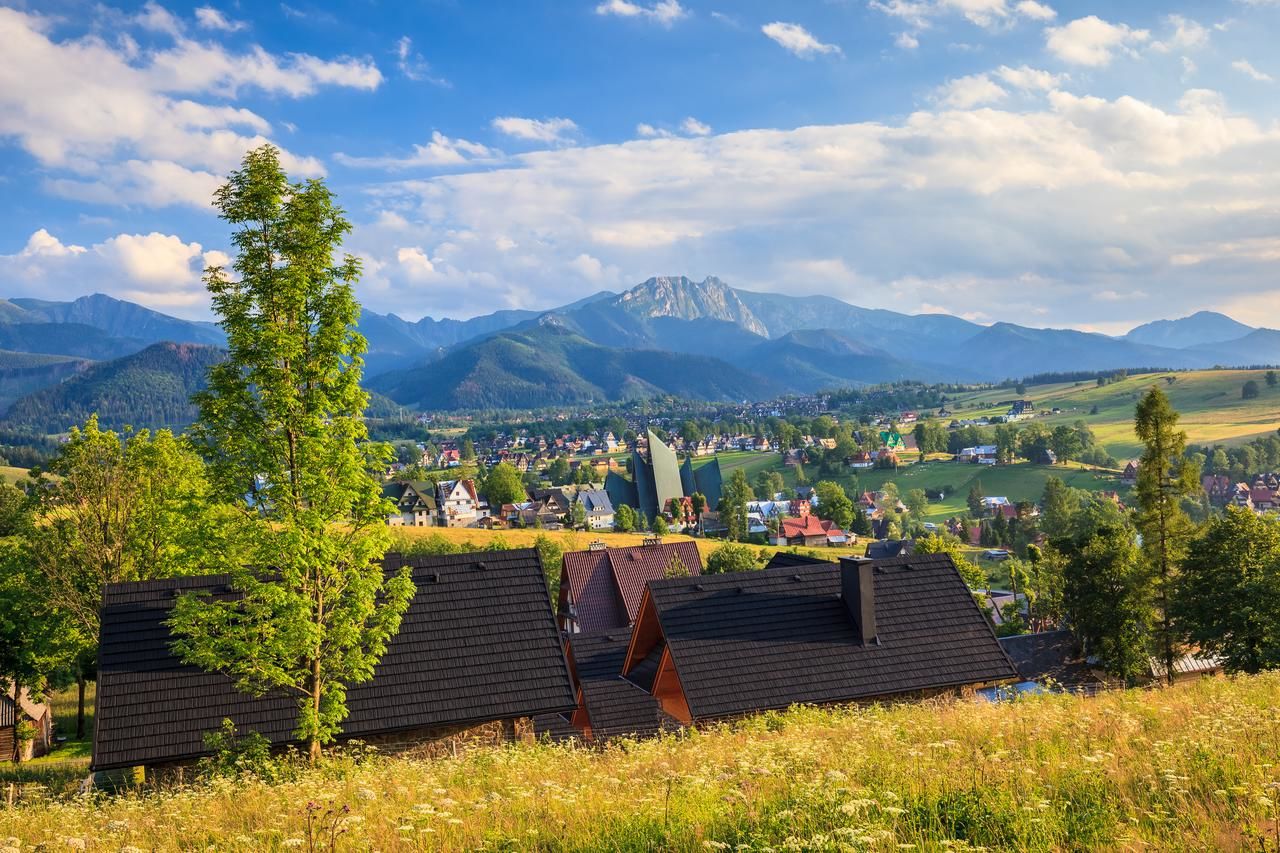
0;342;224;433
369;322;780;410
10;294;225;346
0;350;91;415
2;279;1275;415
1123;311;1256;350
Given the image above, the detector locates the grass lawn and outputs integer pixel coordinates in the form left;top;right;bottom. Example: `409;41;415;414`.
949;368;1280;458
841;460;1126;523
694;450;783;482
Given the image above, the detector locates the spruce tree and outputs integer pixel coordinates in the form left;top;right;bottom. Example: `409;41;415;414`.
1134;386;1200;685
168;146;414;762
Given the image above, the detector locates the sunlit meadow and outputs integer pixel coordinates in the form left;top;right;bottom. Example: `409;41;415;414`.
3;674;1279;851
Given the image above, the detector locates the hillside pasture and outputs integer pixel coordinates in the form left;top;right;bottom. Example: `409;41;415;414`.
949;368;1280;458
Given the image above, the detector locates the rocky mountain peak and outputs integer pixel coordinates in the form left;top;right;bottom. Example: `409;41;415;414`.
612;275;769;337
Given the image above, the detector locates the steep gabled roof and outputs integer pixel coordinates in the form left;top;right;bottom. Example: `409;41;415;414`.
93;549;575;771
569;631;668;739
636;554;1016;720
998;630;1099;686
560;541;702;632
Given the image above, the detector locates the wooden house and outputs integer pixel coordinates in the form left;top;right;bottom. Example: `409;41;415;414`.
1;687;53;762
91;550;575;774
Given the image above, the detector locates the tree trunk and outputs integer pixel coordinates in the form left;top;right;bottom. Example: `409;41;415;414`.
76;672;87;741
308;654;322;765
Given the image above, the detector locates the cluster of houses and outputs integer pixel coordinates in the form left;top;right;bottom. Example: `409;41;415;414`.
1203;471;1280;513
84;539;1062;773
383;478;620;532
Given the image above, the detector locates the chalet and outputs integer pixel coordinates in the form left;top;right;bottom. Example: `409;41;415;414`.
576;489;616;531
557;540;703;633
1122;460;1140;484
996;630;1106;692
778;515;846;548
1250;483;1277;512
1007;400;1035;420
437;478;486;527
865;539;914;559
959;445;999;465
848;451;874;470
1202;474;1233;505
559;631;672;742
1147;651;1223;684
529;488;572;519
91;550;576;773
2;686;53;762
382;481;438;527
615;554;1017;725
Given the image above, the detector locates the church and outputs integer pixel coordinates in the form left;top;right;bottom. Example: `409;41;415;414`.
604;430;722;523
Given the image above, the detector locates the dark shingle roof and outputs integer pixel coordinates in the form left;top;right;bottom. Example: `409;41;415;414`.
560;541;702;632
764;552;831;570
645;554;1017;720
998;630;1098;686
865;539;914;559
93;549;575;771
571;631;667;740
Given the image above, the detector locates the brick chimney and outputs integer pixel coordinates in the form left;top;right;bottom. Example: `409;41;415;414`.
840;556;878;646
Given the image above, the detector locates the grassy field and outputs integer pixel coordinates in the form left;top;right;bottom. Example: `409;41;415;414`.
950;368;1280;458
2;674;1278;850
843;461;1126;523
0;465;35;487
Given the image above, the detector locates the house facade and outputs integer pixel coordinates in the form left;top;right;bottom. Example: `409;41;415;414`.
437;478;487;527
383;481;438;527
1;687;53;762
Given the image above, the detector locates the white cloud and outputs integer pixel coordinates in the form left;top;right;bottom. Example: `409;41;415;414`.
935;73;1007;108
1150;15;1209;53
1014;1;1055;20
397;246;439;280
194;7;245;32
349;89;1280;326
335;131;495;169
761;22;842;58
1181;56;1198;80
994;65;1066;91
895;31;920;49
1045;16;1150;67
394;36;449;86
0;6;376;209
1232;59;1273;82
0;228;213;312
681;117;712;136
491;116;578;144
594;0;687;27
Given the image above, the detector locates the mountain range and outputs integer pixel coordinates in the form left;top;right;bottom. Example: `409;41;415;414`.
0;277;1277;429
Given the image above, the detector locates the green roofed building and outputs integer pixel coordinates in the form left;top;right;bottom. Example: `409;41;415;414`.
605;429;722;523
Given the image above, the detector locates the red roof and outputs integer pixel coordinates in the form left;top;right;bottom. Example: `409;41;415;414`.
780;516;843;540
561;541;702;632
1251;487;1274;505
996;503;1018;520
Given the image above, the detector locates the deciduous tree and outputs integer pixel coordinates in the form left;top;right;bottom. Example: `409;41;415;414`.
168;146;414;763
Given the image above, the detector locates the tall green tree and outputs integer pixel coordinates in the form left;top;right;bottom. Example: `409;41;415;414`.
719;469;752;542
31;417;210;737
1052;499;1153;682
1175;507;1280;673
168;146;414;763
482;462;526;508
1133;386;1200;685
814;481;854;530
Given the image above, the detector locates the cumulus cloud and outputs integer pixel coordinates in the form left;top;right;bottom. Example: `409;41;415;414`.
1232;59;1273;82
0;228;215;312
594;0;687;27
491;116;579;144
935;73;1007;108
1014;1;1056;20
0;5;375;209
193;6;245;32
872;0;1055;31
335;132;495;169
994;65;1067;91
1150;14;1209;53
346;89;1280;327
681;117;712;136
761;22;842;58
395;36;449;86
1045;16;1150;66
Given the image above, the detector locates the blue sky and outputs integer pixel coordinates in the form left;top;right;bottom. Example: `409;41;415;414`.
2;0;1279;333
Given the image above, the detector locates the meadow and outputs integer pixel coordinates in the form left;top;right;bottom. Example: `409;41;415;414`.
2;674;1278;851
948;368;1280;458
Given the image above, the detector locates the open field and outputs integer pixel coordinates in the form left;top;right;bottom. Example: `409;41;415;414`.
842;461;1126;523
0;465;35;486
950;368;1280;458
2;674;1278;850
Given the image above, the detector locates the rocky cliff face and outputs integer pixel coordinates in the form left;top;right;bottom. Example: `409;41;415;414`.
613;276;770;337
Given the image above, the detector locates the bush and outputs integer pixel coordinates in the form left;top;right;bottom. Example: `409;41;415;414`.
199;718;295;783
705;542;760;574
